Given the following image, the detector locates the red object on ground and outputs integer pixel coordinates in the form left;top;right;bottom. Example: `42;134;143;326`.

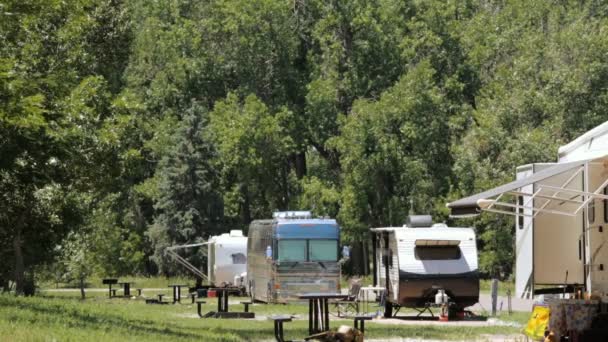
439;315;449;322
207;290;217;298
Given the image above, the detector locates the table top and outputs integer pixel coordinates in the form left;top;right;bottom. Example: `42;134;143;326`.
360;286;385;291
268;315;293;321
209;287;241;292
297;293;349;300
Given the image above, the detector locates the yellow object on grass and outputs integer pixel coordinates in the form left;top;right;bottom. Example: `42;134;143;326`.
523;305;550;340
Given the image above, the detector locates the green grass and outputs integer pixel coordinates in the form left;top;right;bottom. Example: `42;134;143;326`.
479;279;515;296
38;275;194;290
0;292;528;341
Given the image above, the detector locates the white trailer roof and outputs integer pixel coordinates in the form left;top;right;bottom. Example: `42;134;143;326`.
558;121;608;161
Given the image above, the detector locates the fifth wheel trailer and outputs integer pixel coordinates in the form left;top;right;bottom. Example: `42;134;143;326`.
448;121;608;299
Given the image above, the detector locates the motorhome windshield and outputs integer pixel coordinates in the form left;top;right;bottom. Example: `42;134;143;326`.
309;240;338;261
278;239;307;261
414;246;461;260
277;239;338;262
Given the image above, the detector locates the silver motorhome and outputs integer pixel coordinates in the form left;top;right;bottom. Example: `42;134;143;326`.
247;211;342;303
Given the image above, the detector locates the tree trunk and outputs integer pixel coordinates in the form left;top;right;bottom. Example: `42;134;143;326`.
241;184;251;225
294;152;306;179
13;229;25;296
80;276;86;300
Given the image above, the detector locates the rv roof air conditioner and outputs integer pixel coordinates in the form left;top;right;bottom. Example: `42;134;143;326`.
230;230;244;237
404;215;433;228
273;211;313;219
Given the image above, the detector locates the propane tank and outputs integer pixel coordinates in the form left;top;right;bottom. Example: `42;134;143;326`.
435;289;448;305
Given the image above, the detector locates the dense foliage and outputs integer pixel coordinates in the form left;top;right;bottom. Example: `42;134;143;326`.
3;0;608;291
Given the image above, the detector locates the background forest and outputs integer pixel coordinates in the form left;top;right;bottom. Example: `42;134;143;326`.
3;0;608;294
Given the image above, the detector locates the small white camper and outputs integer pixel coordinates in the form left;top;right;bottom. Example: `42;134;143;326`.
166;230;248;288
371;215;479;317
207;230;248;286
448;121;608;299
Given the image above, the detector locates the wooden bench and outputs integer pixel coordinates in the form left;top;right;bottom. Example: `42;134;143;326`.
353;315;373;334
240;301;253;313
145;298;159;304
269;315;293;342
196;300;206;318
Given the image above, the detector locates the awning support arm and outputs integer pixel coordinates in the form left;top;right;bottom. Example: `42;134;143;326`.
537;184;608;201
487;193;503;210
574;176;608;214
530;166;584;219
165;243;209;281
507;191;584;205
491;201;577;217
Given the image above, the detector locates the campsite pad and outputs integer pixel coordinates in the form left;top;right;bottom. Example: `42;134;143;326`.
364;336;523;342
368;317;521;328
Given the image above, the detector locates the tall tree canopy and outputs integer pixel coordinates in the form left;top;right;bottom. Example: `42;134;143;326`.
4;0;608;290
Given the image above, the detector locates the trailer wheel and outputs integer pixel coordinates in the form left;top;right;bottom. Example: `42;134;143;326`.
384;301;393;318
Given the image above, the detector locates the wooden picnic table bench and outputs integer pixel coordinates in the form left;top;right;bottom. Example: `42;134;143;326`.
269;315;293;342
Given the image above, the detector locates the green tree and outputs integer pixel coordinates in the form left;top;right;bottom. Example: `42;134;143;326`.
147;104;222;274
209;93;294;224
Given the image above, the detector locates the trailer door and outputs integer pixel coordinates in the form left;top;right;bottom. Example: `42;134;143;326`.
533;164;585;286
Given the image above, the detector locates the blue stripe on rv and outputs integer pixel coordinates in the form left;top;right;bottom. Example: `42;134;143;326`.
275;222;339;239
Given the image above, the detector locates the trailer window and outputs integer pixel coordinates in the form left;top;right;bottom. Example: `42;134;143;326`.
309;240;338;261
231;253;246;264
415;246;461;260
278;240;306;261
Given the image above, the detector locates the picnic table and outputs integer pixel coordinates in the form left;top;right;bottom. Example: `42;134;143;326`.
168;284;188;304
298;292;349;335
102;278;118;298
358;286;385;314
199;287;254;319
118;282;134;297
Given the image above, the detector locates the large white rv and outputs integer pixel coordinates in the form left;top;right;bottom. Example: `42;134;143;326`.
371;215;479;317
448;121;608;299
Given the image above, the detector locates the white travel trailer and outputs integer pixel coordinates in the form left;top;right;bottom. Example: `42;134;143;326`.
166;230;248;288
207;230;248;286
371;215;479;317
448;121;608;299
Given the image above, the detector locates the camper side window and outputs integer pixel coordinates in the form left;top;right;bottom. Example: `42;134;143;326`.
517;196;524;229
604;187;608;223
231;253;246;264
414;246;461;260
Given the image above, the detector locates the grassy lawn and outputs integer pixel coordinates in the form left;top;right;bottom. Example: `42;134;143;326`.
479;279;515;296
0;291;529;342
37;275;195;290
